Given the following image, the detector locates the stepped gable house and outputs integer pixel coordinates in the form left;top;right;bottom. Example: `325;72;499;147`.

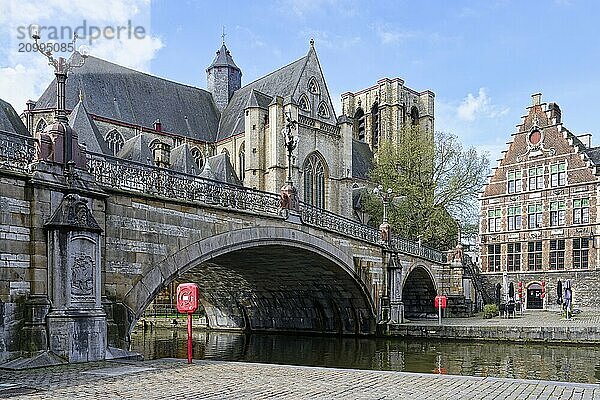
479;93;600;310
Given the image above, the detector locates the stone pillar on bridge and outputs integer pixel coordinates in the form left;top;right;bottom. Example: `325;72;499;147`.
388;254;404;324
45;193;107;362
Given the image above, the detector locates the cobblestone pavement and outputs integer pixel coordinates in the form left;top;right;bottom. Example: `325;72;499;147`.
406;309;600;327
1;359;599;399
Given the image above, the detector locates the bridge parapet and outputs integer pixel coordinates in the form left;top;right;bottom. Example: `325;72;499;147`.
0;131;37;173
88;152;445;264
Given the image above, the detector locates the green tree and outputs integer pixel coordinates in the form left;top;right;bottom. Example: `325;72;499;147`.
364;126;489;250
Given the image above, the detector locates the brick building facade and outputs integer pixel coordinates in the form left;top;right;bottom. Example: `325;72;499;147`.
479;93;600;310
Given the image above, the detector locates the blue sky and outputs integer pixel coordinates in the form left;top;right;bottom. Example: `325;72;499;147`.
1;0;600;162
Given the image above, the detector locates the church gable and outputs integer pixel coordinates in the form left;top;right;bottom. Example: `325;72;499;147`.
483;94;598;198
292;46;337;125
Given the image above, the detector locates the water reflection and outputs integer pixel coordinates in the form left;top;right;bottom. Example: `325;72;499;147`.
131;327;600;384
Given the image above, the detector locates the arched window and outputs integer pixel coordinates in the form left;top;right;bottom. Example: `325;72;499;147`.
410;106;420;125
303;152;326;209
35;118;47;133
371;102;379;147
221;148;230;158
191;146;204;168
298;94;310;112
354;108;365;141
105;129;124;155
317;102;329;118
308;77;320;94
238;142;245;181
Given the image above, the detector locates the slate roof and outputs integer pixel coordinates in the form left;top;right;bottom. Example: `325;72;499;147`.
585;147;600;164
117;132;155;165
68;99;111;155
207;43;241;71
170;143;200;175
36;55;220;142
0;98;29;136
200;153;241;185
352;139;373;180
217;55;309;141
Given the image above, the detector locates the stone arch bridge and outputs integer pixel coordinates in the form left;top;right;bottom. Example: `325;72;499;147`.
0;132;452;363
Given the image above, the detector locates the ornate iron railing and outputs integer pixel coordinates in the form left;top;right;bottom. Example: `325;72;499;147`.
0;131;38;173
87;152;444;262
300;202;445;263
87;153;281;217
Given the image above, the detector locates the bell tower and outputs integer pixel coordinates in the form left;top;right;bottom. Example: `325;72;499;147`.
206;35;242;113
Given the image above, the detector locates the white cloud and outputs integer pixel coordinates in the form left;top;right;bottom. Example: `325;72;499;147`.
0;0;163;110
374;23;413;45
457;88;508;121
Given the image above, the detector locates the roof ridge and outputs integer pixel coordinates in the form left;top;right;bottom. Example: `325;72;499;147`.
84;56;212;94
239;54;308;90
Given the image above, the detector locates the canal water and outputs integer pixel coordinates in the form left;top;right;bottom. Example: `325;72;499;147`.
131;327;600;384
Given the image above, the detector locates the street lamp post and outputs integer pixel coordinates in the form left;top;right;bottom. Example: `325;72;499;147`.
373;184;395;328
32;27;88;167
279;111;299;214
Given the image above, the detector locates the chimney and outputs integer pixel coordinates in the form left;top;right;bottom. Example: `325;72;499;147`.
25;100;36;133
548;102;561;124
153;118;162;132
531;93;542;106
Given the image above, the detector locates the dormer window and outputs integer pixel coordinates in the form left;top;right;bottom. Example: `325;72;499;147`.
308;77;320;95
317;102;329;118
299;94;310;112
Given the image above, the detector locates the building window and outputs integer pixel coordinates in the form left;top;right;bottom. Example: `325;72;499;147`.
550;200;566;226
35;118;48;133
487;208;501;232
355;108;365;142
317;102;330;118
371;102;379;147
507;206;522;230
487;244;501;272
527;241;542;271
303;152;326;208
105;129;124;155
191;147;204;169
308;77;320;94
507;243;521;272
549;239;565;270
507;170;523;193
299;94;310;112
527;204;542;229
573;238;589;269
221;148;230;158
573;198;590;224
238;142;245;181
528;166;544;190
410;105;419;125
550;162;567;187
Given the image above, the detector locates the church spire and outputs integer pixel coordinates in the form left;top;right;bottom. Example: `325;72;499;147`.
206;38;242;113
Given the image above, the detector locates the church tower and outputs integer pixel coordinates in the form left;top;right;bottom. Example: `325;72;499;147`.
206;40;242;113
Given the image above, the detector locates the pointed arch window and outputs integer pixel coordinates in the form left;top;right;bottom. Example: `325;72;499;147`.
299;94;310;112
35;118;47;133
221;148;230;158
105;129;124;155
317;102;330;118
308;77;320;94
354;108;365;142
238;142;245;181
371;102;379;147
303;152;326;209
410;105;420;125
191;146;204;169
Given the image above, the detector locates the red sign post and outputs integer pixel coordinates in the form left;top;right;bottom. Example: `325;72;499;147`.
176;283;198;364
434;295;447;325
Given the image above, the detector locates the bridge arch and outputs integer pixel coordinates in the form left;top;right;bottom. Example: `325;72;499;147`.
401;264;437;319
120;226;377;340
